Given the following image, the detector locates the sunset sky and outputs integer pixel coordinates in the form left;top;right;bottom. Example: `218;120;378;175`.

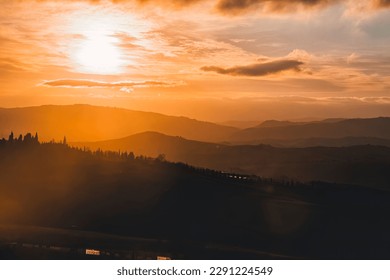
1;0;390;121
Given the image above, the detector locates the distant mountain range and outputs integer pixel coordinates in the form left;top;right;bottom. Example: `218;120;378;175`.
1;105;389;147
3;105;390;188
230;117;390;144
251;136;390;148
0;105;238;142
217;120;262;129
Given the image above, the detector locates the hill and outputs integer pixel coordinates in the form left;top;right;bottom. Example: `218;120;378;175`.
0;105;237;142
2;136;390;259
253;136;390;148
73;131;390;189
230;117;390;144
2;105;390;147
218;120;262;129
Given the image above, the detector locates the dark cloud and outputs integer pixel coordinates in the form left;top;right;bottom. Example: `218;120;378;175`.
201;60;304;77
40;79;179;89
11;0;390;13
215;0;340;14
372;0;390;8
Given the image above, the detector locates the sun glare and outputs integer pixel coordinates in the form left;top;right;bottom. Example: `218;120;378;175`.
75;34;124;74
68;12;133;75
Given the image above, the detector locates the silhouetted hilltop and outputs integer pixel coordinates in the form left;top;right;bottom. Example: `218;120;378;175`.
255;136;390;148
72;131;221;158
0;105;237;142
257;118;346;128
258;120;301;127
73;131;390;189
218;120;262;129
231;117;390;143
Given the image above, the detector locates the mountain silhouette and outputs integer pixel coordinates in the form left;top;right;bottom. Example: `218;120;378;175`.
230;117;390;144
73;131;390;189
0;105;237;142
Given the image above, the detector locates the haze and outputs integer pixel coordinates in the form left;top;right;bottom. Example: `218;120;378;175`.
1;0;390;122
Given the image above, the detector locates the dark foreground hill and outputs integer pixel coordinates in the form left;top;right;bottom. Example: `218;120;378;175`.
1;137;390;259
0;104;237;142
74;132;390;189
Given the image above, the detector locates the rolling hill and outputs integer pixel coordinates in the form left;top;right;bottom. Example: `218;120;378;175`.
2;137;390;259
2;105;390;148
252;136;390;148
0;104;238;142
230;117;390;144
73;131;390;189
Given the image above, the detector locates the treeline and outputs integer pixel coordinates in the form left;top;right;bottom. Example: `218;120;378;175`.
0;132;360;190
0;132;39;145
0;132;263;185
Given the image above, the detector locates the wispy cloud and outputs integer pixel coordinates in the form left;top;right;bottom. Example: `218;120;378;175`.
201;60;303;77
40;79;182;91
12;0;390;14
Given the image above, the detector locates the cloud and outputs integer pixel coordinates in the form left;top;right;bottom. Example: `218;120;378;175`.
40;79;181;90
9;0;390;14
372;0;390;8
215;0;342;14
215;0;390;14
0;57;38;74
201;60;304;76
134;0;204;8
0;62;25;73
31;0;205;8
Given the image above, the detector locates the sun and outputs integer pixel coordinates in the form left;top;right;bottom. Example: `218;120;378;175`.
74;34;124;74
67;11;148;75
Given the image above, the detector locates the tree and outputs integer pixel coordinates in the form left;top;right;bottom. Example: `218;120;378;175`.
156;154;166;162
8;132;14;142
129;152;135;160
63;136;67;145
23;133;32;143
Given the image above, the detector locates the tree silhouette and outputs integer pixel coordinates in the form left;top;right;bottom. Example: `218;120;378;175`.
156;154;166;162
129;152;135;160
8;131;14;142
23;133;32;143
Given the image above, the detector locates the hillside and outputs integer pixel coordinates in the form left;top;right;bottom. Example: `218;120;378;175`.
0;105;237;142
230;117;390;143
73;132;390;189
2;137;390;259
2;105;390;147
253;137;390;148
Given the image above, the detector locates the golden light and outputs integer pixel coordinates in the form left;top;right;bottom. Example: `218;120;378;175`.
74;34;124;75
68;12;132;75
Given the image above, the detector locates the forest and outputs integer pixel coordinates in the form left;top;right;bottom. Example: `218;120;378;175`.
1;133;390;259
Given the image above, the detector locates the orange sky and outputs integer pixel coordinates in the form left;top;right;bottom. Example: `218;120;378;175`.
1;0;390;121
